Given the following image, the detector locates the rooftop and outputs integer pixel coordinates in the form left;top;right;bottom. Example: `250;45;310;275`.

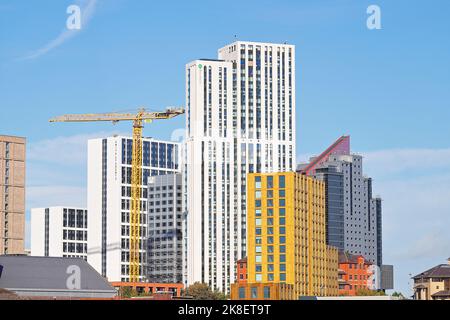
413;263;450;279
338;251;372;265
0;255;116;298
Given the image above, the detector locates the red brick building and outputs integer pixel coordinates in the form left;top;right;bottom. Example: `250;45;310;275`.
237;258;247;284
338;251;373;296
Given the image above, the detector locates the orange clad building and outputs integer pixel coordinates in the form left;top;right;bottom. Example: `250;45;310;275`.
237;258;248;284
338;251;373;296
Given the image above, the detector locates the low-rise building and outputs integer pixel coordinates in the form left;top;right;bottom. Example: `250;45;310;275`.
111;282;183;297
31;207;88;260
0;255;117;299
236;258;248;284
338;251;373;296
413;258;450;300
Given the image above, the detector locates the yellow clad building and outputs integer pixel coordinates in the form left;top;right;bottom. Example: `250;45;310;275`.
247;172;338;299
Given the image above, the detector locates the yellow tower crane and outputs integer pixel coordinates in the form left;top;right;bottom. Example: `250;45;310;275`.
49;107;185;282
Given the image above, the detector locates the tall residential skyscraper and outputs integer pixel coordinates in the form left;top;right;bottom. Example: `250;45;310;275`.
299;136;383;266
31;207;88;260
87;136;180;282
147;173;183;283
185;41;296;292
0;135;26;255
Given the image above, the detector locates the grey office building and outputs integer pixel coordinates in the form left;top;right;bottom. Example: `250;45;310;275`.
315;166;345;251
299;136;383;267
147;174;183;283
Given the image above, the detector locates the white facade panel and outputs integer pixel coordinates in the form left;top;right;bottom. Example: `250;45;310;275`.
87;136;181;282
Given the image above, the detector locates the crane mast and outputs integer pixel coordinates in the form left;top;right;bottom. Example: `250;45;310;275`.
50;107;184;282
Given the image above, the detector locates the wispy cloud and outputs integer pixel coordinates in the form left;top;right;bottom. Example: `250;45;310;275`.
21;0;98;60
28;131;124;166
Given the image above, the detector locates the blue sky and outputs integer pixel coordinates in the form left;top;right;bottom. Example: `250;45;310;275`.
1;0;449;296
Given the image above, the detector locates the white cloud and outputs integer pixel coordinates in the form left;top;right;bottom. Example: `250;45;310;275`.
361;148;450;294
21;0;98;60
28;131;125;166
27;185;87;209
363;148;450;178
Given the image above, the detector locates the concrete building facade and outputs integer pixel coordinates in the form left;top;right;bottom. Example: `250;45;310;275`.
147;173;183;283
0;135;26;255
184;41;296;293
31;207;88;260
87;136;180;282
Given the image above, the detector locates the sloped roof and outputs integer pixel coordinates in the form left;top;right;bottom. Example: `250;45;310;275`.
431;290;450;297
0;255;116;297
413;264;450;279
338;251;372;265
299;136;350;176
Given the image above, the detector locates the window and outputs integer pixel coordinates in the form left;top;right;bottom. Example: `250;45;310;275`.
279;199;286;207
279;217;286;225
255;209;262;217
280;255;286;263
251;287;258;299
239;288;246;299
264;287;271;299
267;246;274;253
268;255;274;263
256;265;262;272
256;218;262;226
267;199;273;207
256;228;262;235
267;190;273;198
268;264;274;272
267;227;273;235
255;200;261;207
279;190;285;197
256;237;262;244
256;274;262;282
267;236;274;244
280;245;286;253
279;175;286;188
267;218;273;226
267;176;274;188
255;176;262;189
279;227;286;235
280;264;286;272
280;236;286;244
280;273;286;281
256;255;262;263
268;274;274;281
255;191;262;198
267;208;273;216
279;208;285;216
256;246;262;253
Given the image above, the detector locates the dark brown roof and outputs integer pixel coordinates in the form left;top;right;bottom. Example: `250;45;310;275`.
413;264;450;279
338;251;372;265
431;290;450;297
237;257;247;264
0;288;20;300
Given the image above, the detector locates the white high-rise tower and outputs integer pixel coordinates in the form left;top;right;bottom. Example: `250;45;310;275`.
184;41;296;292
